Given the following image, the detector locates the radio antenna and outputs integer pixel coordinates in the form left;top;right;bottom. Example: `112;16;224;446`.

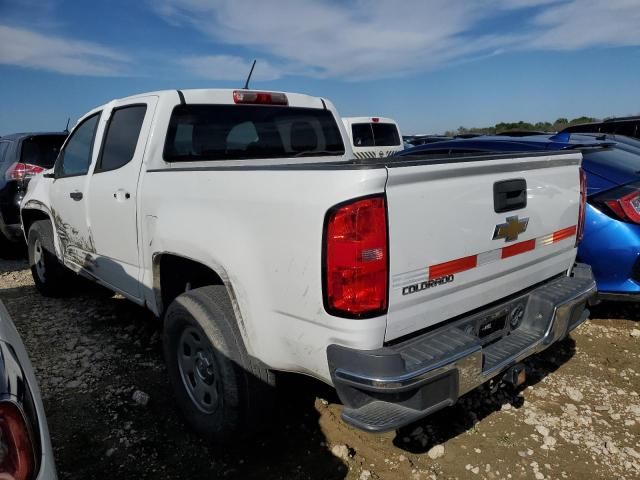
64;117;70;133
243;59;257;90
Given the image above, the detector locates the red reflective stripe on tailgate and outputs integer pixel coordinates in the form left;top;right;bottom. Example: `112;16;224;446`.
553;225;577;243
422;226;577;283
429;255;477;280
501;239;536;259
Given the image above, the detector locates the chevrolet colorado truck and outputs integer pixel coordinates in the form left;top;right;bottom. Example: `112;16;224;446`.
20;88;596;439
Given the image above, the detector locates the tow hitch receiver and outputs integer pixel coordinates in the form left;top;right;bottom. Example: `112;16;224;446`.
503;363;526;388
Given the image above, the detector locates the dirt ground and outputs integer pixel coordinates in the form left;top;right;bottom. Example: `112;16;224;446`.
0;252;639;480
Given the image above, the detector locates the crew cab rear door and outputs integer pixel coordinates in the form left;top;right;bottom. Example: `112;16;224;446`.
85;96;158;300
384;152;582;341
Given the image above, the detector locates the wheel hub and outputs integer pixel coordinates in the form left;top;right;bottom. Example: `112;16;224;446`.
33;238;46;282
177;326;220;414
195;351;215;384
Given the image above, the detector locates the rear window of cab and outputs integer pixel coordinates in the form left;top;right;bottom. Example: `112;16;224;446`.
351;123;401;147
163;105;345;161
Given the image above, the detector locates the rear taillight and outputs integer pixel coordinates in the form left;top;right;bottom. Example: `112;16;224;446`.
605;191;640;224
232;90;288;105
576;168;587;246
0;401;35;480
592;180;640;225
5;163;45;181
323;195;388;318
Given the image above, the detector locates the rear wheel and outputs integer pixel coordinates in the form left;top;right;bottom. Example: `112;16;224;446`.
163;285;275;442
27;220;73;296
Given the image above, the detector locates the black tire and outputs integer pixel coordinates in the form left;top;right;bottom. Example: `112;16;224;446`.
27;220;73;296
163;285;276;442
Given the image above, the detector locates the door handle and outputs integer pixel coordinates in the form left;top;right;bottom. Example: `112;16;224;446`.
113;190;131;201
69;191;83;201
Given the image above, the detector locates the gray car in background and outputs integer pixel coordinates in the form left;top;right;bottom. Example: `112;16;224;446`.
0;301;56;479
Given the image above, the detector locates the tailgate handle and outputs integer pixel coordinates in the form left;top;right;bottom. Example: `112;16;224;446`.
494;179;526;213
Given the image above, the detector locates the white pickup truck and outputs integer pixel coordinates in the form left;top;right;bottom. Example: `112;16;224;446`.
21;88;596;439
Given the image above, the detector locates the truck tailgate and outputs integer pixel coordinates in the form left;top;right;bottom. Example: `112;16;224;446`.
385;152;582;341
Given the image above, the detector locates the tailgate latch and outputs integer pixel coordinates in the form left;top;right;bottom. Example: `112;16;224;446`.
494;178;527;213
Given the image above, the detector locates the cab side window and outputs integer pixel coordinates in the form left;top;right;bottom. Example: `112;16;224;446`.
57;113;100;177
96;105;147;172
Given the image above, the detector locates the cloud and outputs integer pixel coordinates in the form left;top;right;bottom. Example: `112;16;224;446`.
154;0;520;80
497;0;561;8
155;0;640;81
180;55;283;81
529;0;640;50
0;25;129;76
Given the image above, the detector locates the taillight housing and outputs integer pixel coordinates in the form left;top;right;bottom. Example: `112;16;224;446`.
605;191;640;223
5;163;45;181
576;168;587;246
591;180;640;225
232;90;288;105
323;195;388;318
0;401;35;480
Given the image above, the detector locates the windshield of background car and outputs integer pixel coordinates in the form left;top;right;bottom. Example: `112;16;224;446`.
20;135;67;168
351;123;401;147
164;105;345;161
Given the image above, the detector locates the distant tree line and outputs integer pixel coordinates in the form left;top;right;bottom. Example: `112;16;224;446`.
444;116;599;136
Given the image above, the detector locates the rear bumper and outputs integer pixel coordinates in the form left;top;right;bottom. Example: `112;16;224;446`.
578;204;640;295
327;263;597;432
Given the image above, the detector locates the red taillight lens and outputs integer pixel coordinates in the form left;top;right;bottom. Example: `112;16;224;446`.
592;180;640;225
6;163;45;181
605;191;640;224
324;195;388;318
576;168;587;246
0;401;35;480
232;90;288;105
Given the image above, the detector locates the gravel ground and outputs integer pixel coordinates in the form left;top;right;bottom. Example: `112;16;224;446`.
0;254;639;480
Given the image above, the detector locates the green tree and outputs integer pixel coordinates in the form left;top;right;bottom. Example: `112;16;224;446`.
440;115;601;136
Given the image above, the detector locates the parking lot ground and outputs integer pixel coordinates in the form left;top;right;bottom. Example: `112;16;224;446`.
1;255;638;480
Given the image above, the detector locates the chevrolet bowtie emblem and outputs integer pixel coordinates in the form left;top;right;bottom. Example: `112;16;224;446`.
493;216;529;242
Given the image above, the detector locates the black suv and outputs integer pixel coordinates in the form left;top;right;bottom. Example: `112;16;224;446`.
0;132;67;245
562;116;640;139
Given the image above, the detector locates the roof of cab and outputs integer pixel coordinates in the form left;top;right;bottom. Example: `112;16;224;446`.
98;88;328;110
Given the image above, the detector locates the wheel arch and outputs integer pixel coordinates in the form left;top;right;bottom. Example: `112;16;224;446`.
21;203;60;255
152;252;253;352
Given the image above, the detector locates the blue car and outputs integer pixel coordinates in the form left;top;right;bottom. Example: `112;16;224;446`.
397;133;640;300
